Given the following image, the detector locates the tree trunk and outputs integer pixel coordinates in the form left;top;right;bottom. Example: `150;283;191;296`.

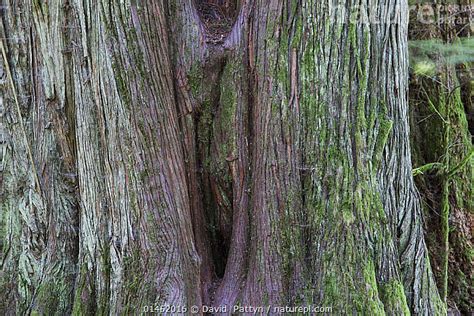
409;1;473;313
0;0;449;314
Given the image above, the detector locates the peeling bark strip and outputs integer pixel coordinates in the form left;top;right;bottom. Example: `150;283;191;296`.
0;0;449;314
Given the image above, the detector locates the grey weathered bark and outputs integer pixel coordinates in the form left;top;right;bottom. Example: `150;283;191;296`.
70;1;202;313
2;0;201;313
0;0;449;314
0;1;78;314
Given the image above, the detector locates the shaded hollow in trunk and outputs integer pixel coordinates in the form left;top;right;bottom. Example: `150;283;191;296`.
194;0;241;43
193;57;234;279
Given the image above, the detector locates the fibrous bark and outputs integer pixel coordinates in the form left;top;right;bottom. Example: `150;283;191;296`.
0;0;450;314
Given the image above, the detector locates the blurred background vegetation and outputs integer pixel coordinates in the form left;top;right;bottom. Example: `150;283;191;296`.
408;3;473;313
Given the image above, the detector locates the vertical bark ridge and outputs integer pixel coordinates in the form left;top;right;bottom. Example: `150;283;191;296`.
212;52;252;308
239;0;305;307
172;0;217;305
381;7;445;312
70;0;202;312
1;1;79;314
297;0;441;312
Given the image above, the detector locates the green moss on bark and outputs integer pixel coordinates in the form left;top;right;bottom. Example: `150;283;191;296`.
380;280;411;315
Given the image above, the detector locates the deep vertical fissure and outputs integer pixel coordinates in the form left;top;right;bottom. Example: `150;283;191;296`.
193;57;233;280
187;0;246;297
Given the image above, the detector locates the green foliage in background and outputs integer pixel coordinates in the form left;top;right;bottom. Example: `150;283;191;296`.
409;38;474;76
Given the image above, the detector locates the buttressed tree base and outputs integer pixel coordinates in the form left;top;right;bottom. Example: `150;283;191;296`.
0;0;472;315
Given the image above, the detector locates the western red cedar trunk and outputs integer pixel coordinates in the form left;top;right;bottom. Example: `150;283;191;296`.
0;0;454;315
